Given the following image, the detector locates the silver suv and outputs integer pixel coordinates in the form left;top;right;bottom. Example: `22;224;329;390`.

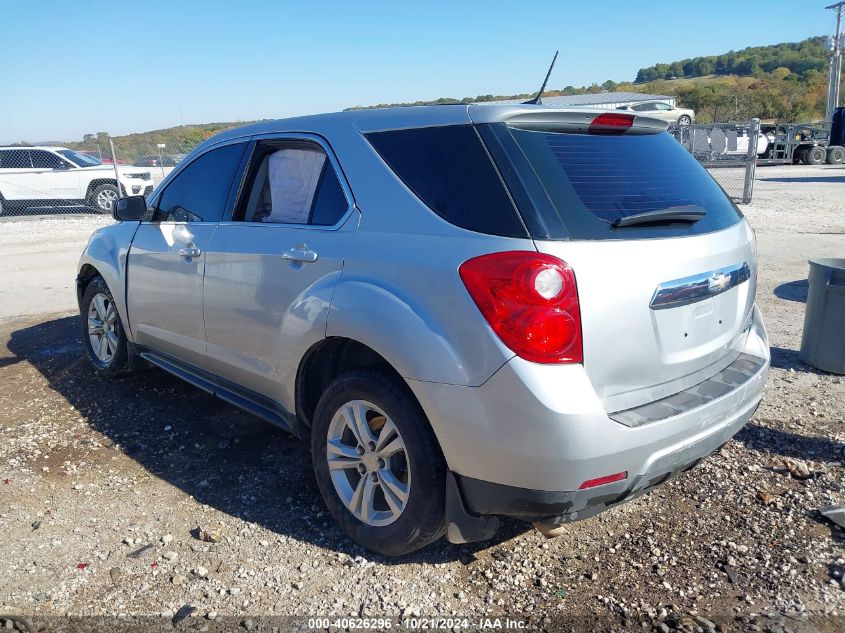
77;105;769;556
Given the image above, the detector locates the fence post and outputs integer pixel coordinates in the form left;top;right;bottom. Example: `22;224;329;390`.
109;139;121;201
743;118;760;204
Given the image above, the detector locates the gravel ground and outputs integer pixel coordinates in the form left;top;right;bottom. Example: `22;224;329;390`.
0;164;844;632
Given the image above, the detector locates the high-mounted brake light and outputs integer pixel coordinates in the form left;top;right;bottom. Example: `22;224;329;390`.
459;252;582;364
588;113;634;134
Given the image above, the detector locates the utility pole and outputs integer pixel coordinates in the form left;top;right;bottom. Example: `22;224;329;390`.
826;1;845;121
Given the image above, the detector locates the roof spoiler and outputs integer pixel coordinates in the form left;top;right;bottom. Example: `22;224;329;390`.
501;110;668;135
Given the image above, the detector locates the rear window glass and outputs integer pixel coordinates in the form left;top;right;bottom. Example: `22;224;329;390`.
506;127;742;240
366;125;527;238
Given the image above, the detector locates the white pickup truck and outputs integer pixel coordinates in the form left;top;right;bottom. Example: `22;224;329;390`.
0;146;153;214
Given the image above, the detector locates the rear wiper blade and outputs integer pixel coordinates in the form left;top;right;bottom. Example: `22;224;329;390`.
612;209;706;228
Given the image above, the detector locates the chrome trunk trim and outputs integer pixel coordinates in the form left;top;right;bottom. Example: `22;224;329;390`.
650;262;751;310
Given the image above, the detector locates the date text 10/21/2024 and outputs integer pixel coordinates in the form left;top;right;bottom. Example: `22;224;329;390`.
306;617;529;629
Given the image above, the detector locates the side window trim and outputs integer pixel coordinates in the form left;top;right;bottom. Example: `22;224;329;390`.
147;138;248;223
306;161;331;224
225;132;355;231
221;139;256;223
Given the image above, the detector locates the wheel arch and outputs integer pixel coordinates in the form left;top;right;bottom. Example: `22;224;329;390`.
76;263;102;308
77;221;141;342
85;178;120;199
296;337;416;434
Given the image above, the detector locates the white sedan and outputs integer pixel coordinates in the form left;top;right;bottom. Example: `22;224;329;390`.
617;101;695;126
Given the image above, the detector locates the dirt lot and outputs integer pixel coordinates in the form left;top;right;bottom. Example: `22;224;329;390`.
0;165;844;632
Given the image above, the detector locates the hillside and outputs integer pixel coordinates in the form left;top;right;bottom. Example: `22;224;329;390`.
65;122;260;164
347;37;837;124
634;37;828;82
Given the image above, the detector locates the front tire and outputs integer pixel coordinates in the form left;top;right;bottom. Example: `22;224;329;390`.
311;369;446;556
80;275;130;376
89;183;119;214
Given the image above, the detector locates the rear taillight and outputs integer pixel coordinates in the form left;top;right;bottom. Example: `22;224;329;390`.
459;251;582;364
589;113;634;134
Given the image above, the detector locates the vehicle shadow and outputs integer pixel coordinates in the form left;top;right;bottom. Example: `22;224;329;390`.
759;176;845;184
773;279;808;303
5;315;525;564
0;205;102;218
735;421;845;465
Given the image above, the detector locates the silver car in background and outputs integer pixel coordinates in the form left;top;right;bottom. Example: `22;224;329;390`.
77;104;768;556
617;100;696;126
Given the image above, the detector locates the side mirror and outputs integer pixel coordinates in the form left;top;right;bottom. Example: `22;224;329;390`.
113;195;147;221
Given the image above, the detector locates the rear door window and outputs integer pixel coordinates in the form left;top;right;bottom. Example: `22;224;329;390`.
238;141;349;226
366;125;527;238
497;126;742;240
31;150;70;169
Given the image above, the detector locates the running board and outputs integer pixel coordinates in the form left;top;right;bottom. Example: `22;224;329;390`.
138;350;296;435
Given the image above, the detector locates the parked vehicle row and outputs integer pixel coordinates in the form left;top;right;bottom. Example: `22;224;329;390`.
77;104;769;556
134;153;186;167
77;150;126;165
0;146;153;214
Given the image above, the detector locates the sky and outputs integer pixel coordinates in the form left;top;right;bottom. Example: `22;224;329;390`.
0;0;839;142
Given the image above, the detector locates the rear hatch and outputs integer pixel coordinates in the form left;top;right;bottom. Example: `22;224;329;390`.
472;107;757;412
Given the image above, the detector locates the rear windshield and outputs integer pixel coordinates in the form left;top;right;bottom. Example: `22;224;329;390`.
498;125;742;240
365;125;528;238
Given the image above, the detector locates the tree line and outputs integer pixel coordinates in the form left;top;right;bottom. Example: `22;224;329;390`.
634;37;828;82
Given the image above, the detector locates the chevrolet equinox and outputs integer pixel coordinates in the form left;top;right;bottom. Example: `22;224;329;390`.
77;105;770;556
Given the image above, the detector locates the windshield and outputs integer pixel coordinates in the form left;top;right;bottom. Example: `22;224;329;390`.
58;149;102;167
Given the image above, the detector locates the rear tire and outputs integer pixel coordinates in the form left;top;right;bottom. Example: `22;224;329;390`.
89;183;119;214
80;275;131;377
677;115;692;126
311;368;446;556
826;146;845;165
805;146;826;165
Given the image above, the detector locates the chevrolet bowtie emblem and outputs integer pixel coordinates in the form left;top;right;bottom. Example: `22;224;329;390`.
708;272;731;292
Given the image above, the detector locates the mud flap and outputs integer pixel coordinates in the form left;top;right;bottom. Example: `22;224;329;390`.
445;471;500;544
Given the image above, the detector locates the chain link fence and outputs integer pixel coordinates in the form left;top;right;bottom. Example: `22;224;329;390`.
2;119;763;218
669;119;761;204
0;135;204;217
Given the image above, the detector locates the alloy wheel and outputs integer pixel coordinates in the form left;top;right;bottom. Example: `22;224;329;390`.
96;188;118;211
87;292;118;363
326;399;411;527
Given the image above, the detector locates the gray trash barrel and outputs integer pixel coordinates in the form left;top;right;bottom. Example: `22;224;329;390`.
799;258;845;374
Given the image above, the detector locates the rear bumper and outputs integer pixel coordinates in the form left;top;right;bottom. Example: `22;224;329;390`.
409;305;769;520
456;394;757;522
